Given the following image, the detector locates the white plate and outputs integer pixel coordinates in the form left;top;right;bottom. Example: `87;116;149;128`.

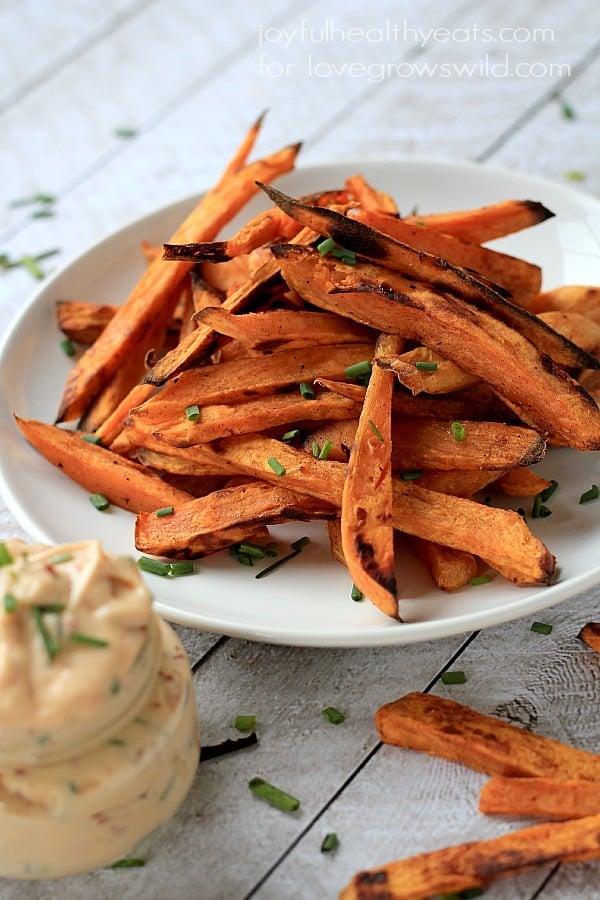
1;159;599;647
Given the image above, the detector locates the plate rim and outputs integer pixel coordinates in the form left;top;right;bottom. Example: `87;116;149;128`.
1;155;599;647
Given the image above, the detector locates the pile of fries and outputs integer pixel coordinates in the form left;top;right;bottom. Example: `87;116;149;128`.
15;115;600;621
340;691;600;898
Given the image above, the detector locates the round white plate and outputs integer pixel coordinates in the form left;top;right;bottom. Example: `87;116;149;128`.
0;159;599;646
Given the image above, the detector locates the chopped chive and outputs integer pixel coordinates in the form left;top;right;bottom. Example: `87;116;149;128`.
554;93;575;119
344;360;372;379
330;245;357;264
114;127;138;139
469;574;491;586
438;890;484;900
539;480;559;502
110;678;122;695
31;606;60;661
49;552;73;564
265;541;279;558
137;556;171;577
415;360;438;372
441;670;467;685
108;858;146;869
70;632;109;648
281;428;301;441
255;549;299;579
169;560;195;577
89;492;110;511
82;433;102;444
351;583;363;602
248;776;300;812
450;420;466;441
185;404;200;421
368;420;384;442
579;484;599;504
155;506;174;518
21;255;45;279
291;536;310;551
37;603;66;613
32;208;54;219
299;381;315;400
9;193;55;208
60;337;76;357
532;494;552;518
236;552;254;567
3;593;18;613
317;237;336;255
321;832;339;852
318;440;333;459
0;542;14;566
234;715;256;732
531;621;553;635
267;457;286;476
312;441;321;458
238;542;267;559
400;469;422;481
566;170;586;181
322;706;345;725
108;737;126;746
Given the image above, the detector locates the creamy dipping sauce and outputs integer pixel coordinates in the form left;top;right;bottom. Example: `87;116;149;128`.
0;540;200;879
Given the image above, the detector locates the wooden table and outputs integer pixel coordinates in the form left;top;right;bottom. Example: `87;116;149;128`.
1;2;598;897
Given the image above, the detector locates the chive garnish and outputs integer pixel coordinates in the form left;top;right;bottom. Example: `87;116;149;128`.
318;439;333;460
89;492;110;511
237;542;266;559
450;420;466;441
255;537;309;579
554;93;575;119
351;584;363;602
400;469;422;481
345;360;372;379
109;858;146;869
317;237;336;255
0;542;14;566
82;433;102;444
291;536;310;551
169;560;194;577
9;193;56;208
185;404;200;421
299;381;315;400
321;832;339;852
237;552;254;567
441;670;467;685
469;574;491;586
265;542;279;557
312;441;321;458
415;361;438;372
60;338;76;357
566;170;585;181
3;593;18;613
438;889;484;899
110;678;122;695
155;506;175;517
114;127;138;139
234;715;256;732
540;480;558;502
70;632;109;648
267;457;286;476
31;606;60;661
579;484;599;504
368;420;384;442
532;494;552;518
137;556;171;577
531;621;553;635
21;255;45;280
322;707;345;725
248;777;300;812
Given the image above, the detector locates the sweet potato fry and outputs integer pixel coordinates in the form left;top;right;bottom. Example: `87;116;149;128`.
578;622;600;652
194;307;373;350
55;301;118;344
375;692;600;779
14;416;193;513
165;435;554;587
538;310;600;358
135;481;335;558
530;284;600;323
407;538;478;591
341;333;401;619
56;123;301;423
339;814;600;899
327;518;346;566
479;775;600;819
404;197;555;243
133;389;361;448
343;173;399;214
415;469;508;498
375;347;479;395
490;466;553;497
349;206;542;305
272;246;600;449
